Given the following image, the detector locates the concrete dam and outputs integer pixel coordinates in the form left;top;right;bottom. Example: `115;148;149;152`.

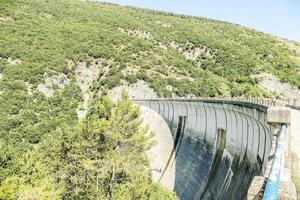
133;99;274;200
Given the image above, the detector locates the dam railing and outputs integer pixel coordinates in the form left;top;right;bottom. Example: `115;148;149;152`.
133;97;299;108
263;124;288;200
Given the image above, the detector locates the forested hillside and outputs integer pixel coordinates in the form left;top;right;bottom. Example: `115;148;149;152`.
0;0;300;199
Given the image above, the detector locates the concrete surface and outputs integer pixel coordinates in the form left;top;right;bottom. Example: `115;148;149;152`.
290;109;300;183
134;100;272;200
267;107;291;125
139;106;175;190
246;109;298;200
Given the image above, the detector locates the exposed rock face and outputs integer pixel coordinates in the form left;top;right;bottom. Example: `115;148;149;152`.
45;73;70;89
182;47;206;61
170;41;181;51
44;13;52;18
155;20;171;28
7;57;22;65
0;16;11;23
75;60;100;92
253;73;300;99
158;42;167;50
108;80;158;102
170;41;215;61
37;73;70;97
75;59;101;119
25;82;33;95
37;84;53;97
118;27;154;40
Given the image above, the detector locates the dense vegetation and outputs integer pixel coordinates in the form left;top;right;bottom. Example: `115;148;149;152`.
1;0;300;98
0;0;300;199
0;94;178;199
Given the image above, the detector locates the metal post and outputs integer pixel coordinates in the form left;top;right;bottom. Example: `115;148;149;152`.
263;124;288;200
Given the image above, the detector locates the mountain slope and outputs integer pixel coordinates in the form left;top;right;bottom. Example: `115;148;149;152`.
1;0;300;99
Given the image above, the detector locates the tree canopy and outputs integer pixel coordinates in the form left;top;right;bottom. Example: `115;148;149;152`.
0;94;178;199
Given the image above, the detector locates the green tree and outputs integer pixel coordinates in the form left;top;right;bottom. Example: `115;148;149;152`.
41;94;178;200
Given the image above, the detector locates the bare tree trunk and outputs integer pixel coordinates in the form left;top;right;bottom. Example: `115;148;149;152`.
96;164;99;199
107;164;115;200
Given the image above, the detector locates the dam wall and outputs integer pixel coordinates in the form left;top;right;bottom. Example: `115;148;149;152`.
134;99;273;200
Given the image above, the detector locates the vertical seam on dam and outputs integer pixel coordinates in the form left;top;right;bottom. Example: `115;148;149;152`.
244;114;250;160
172;116;187;167
159;115;187;181
204;104;208;141
171;101;175;132
200;128;227;199
194;103;198;130
256;120;262;171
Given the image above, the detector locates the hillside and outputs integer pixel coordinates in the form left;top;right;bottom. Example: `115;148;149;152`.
1;0;300;99
0;0;300;199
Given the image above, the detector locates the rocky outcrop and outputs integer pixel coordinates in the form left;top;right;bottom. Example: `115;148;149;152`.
74;59;101;119
253;73;300;99
37;73;70;97
108;80;158;102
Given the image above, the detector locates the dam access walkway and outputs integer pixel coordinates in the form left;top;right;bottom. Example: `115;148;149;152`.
291;109;300;191
248;109;300;200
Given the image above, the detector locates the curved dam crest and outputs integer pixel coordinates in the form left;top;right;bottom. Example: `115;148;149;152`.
134;100;273;200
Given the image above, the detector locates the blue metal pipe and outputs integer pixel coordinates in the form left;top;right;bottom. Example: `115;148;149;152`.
263;124;288;200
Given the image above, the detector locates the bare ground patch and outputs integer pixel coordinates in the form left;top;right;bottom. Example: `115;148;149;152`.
108;80;158;102
118;27;154;40
155;20;171;28
0;16;11;23
44;13;53;18
37;73;70;97
25;82;33;95
8;57;22;65
170;41;215;61
121;64;140;76
74;58;103;119
252;73;300;99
